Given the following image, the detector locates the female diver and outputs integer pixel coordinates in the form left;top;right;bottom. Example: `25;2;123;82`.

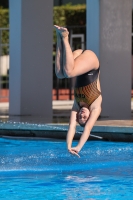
54;25;102;157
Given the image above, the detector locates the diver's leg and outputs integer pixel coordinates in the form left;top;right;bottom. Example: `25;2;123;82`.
54;25;75;78
55;25;99;78
54;26;65;79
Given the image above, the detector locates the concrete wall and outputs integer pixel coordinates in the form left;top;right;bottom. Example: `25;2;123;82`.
86;0;99;58
9;0;53;122
100;0;132;119
87;0;132;119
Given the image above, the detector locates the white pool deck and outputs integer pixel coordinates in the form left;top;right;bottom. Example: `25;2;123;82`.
0;101;133;141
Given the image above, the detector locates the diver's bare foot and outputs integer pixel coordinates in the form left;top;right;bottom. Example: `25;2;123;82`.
54;25;69;38
54;25;60;35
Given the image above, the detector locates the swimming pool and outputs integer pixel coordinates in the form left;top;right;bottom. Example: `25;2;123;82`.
0;137;133;199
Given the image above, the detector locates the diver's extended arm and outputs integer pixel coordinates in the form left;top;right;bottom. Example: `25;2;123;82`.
71;107;101;153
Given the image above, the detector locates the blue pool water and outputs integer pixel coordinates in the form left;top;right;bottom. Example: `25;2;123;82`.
0;137;133;200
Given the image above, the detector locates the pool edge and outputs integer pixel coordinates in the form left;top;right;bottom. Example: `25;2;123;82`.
0;122;133;142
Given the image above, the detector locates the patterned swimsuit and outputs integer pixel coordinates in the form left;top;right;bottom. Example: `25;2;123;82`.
74;67;101;107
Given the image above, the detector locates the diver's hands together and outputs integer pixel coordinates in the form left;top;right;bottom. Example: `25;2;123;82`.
68;146;80;158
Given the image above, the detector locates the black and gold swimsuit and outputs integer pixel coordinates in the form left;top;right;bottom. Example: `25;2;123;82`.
74;67;101;107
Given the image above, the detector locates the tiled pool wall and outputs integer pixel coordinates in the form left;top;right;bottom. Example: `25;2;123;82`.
0;121;133;142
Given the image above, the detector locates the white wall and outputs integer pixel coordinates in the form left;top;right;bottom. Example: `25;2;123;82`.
0;55;9;75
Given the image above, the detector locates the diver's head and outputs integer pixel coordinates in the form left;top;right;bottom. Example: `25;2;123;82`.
77;107;90;127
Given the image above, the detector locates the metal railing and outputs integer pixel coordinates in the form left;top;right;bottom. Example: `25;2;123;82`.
0;26;86;102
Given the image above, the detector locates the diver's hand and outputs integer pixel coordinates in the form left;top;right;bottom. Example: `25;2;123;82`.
68;146;80;158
